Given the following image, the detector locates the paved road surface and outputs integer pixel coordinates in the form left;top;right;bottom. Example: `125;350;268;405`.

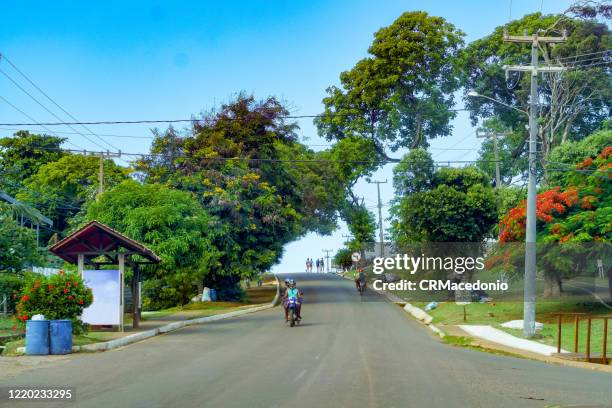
1;274;611;408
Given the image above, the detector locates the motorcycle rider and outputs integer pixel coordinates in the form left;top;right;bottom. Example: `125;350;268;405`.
355;268;367;292
282;278;303;322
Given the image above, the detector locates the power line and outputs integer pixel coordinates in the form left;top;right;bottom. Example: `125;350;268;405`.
0;109;471;127
0;127;488;153
0;94;83;150
0;66;110;151
0;127;154;139
30;146;502;166
0;53;121;152
554;49;611;62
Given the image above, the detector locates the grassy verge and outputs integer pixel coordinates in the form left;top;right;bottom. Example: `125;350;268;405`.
415;300;611;355
2;332;117;356
142;276;277;321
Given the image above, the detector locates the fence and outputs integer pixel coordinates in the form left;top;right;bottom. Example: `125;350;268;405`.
555;312;611;364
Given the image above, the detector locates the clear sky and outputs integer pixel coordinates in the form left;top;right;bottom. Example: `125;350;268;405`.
0;0;575;273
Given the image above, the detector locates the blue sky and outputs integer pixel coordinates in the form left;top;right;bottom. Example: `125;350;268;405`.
0;0;575;273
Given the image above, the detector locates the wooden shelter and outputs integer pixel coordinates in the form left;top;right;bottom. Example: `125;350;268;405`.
49;220;161;330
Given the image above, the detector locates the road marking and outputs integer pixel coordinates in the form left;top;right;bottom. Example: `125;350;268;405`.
293;369;307;382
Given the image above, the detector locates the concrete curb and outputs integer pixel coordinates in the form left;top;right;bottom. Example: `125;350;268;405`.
17;276;281;354
339;273;445;339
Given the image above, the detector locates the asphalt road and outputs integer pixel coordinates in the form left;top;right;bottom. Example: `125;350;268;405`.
1;274;611;408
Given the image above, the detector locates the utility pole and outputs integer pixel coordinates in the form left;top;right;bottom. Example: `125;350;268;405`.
503;29;566;337
476;130;510;189
341;234;353;244
62;149;122;198
322;249;333;273
368;180;387;257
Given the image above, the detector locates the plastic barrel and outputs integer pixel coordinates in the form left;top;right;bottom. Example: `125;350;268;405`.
25;320;50;355
210;289;217;301
49;320;72;355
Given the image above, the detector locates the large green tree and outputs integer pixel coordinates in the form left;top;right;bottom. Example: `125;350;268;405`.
17;154;128;235
461;12;611;162
315;11;465;155
0;131;66;195
136;95;316;287
391;153;498;244
86;180;220;306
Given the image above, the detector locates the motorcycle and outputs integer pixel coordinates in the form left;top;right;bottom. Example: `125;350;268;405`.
287;296;300;327
358;280;366;296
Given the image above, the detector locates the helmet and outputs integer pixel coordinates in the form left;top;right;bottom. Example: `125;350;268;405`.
284;278;291;286
288;279;296;287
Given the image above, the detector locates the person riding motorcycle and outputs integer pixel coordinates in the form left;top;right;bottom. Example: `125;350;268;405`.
282;279;303;322
355;268;366;292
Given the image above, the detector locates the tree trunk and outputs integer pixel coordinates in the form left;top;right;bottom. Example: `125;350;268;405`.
543;273;562;298
608;267;612;300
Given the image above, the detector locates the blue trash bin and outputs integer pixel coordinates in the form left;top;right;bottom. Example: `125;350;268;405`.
49;320;72;355
25;320;50;355
210;289;217;301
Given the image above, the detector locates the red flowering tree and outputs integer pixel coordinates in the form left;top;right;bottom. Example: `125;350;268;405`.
496;132;611;297
14;270;93;333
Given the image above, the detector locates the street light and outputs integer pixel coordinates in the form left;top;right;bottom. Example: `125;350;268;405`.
467;89;538;337
467;90;529;117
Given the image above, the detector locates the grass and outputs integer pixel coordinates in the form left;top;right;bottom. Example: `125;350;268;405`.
441;335;526;359
141;276;277;321
0;315;15;336
1;331;117;356
417;299;611;356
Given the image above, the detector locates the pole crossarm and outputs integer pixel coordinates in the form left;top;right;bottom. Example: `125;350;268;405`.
503;65;567;73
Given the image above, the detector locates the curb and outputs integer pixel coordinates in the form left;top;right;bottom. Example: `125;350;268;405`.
340;272;445;338
17;276;281;354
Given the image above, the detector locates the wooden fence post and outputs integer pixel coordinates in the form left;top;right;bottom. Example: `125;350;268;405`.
586;318;591;362
557;314;562;354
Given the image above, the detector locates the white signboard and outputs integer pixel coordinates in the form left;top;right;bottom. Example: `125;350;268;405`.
82;270;121;325
351;252;361;263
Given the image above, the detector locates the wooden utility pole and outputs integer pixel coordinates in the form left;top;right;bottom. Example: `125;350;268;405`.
368;180;387;257
502;29;566;337
476;130;510;188
322;249;333;273
61;149;122;198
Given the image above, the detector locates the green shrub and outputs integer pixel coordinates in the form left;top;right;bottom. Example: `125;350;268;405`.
15;270;93;333
142;278;181;311
0;273;25;312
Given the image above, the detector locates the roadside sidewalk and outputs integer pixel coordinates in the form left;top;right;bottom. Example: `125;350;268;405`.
443;324;612;373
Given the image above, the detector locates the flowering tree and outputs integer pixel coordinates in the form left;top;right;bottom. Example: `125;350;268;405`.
497;132;611;297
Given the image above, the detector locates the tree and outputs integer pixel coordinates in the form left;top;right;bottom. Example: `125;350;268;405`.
17;154;128;235
392;148;434;196
498;131;611;297
0;131;66;195
0;203;40;272
343;204;377;253
333;248;354;272
461;12;611;162
86;180;220;306
315;11;465;155
136;95;309;289
392;166;498;244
